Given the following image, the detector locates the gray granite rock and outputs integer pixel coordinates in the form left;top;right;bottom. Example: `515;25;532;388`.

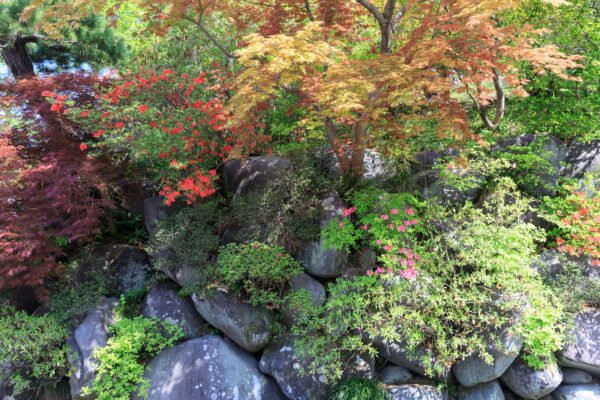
142;284;207;339
143;196;183;236
563;141;600;179
458;381;504;400
135;336;283;400
259;340;328;400
68;297;117;399
372;336;451;382
380;365;414;385
321;147;395;180
500;357;563;398
191;292;273;353
220;156;292;196
300;192;347;278
551;384;600;399
534;250;600;282
562;369;594;385
104;245;152;294
452;328;523;387
558;308;600;375
386;384;445;400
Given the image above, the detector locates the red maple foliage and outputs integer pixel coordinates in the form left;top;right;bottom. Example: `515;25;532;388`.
0;73;115;299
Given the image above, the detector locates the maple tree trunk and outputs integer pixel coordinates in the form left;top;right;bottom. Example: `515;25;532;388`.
350;119;369;178
380;26;393;54
1;38;35;80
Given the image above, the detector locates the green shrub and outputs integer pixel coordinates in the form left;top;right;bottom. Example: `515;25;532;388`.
0;307;69;395
328;378;386;400
294;179;564;380
493;137;559;196
213;242;304;309
148;201;222;273
83;316;184;400
46;278;109;324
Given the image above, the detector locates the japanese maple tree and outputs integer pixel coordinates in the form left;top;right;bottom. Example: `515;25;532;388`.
226;0;582;178
0;74;114;298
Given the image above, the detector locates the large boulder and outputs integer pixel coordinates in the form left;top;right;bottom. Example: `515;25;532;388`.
220;156;292;196
191;292;273;353
551;384;600;399
372;336;451;382
299;192;347;278
386;384;445;400
452;327;523;387
259;340;328;400
143;196;183;236
500;357;563;398
116;178;154;217
380;365;414;385
68;297;117;399
558;308;600;376
281;273;326;326
151;247;201;289
142;284;207;339
104;245;152;294
563;140;600;179
135;336;283;400
493;134;567;197
562;369;594;385
534;250;600;282
458;381;504;400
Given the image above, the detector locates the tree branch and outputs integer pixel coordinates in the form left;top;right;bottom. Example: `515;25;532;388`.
464;68;505;131
304;0;315;21
356;0;386;27
182;16;235;60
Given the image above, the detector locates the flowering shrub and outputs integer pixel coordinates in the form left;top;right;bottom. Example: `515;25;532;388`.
543;177;600;265
322;189;426;279
55;68;270;205
294;179;564;380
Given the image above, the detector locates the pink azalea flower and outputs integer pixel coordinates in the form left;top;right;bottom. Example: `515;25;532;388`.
376;240;382;246
338;221;344;227
397;225;406;232
400;267;417;280
406;208;414;215
381;214;389;220
391;209;399;215
361;225;369;230
389;223;395;229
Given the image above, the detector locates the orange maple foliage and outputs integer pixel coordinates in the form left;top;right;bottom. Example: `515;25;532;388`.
227;1;583;177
